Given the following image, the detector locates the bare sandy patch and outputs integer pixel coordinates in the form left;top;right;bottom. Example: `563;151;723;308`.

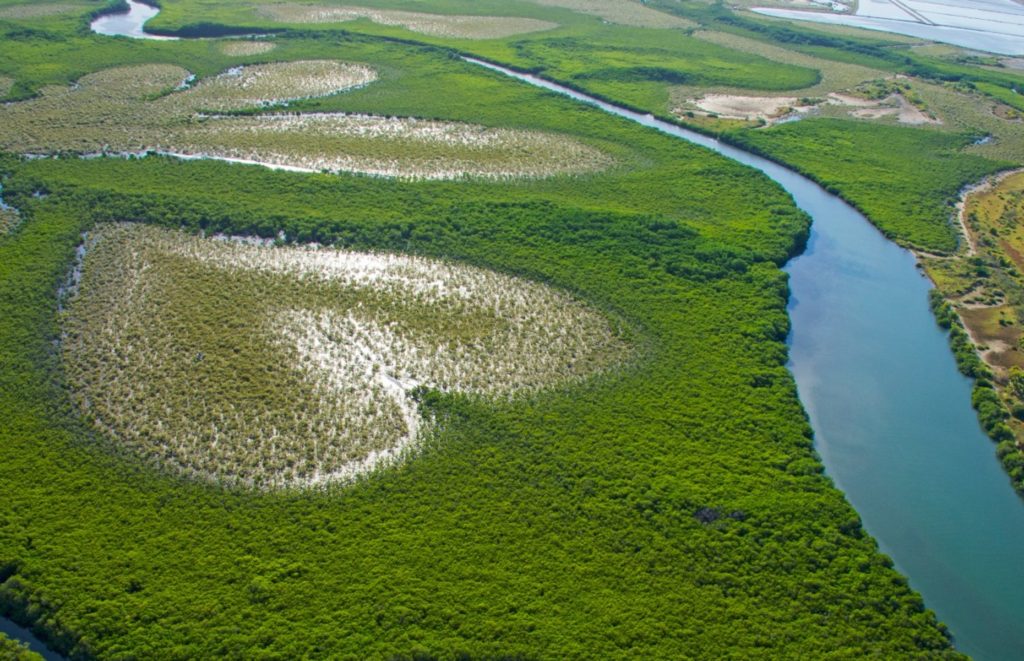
669;30;886;124
691;94;811;121
256;4;557;38
845;94;940;124
219;41;277;57
827;92;879;107
849;106;899;119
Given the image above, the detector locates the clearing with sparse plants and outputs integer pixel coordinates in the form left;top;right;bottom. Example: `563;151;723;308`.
0;61;612;179
62;223;630;488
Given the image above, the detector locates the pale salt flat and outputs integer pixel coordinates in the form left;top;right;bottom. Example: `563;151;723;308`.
753;0;1024;54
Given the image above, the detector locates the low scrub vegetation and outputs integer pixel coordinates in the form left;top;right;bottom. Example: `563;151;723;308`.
922;171;1024;492
0;62;611;179
0;207;18;235
256;4;557;39
61;223;631;487
219;40;277;56
174;60;377;111
0;3;80;19
728;118;1011;252
174;112;614;179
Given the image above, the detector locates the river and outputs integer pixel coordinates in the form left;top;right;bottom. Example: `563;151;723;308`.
66;5;1024;660
89;0;178;41
0;617;64;661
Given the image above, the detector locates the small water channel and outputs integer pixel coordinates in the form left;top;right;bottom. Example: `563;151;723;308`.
0;617;64;661
90;0;177;41
79;8;1024;660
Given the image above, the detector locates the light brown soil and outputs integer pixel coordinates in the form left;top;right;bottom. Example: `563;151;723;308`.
687;94;813;122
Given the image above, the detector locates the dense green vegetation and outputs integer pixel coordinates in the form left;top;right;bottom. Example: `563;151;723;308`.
728;119;1012;252
0;147;960;657
0;632;43;661
4;0;1024;655
0;19;964;652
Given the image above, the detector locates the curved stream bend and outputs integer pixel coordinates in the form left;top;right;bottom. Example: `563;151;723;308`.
90;0;178;40
79;9;1024;661
465;58;1024;660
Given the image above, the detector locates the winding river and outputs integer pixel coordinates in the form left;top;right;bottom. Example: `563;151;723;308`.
90;0;177;40
45;3;1024;659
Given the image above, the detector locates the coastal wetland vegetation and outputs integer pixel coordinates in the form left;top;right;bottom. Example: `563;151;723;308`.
0;0;1022;657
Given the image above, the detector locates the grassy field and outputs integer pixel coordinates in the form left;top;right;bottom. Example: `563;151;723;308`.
525;0;696;29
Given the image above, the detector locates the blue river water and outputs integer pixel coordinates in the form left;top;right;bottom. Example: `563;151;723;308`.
0;617;64;661
49;4;1024;659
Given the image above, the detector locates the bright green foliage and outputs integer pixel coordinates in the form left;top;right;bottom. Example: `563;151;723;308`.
728;119;1012;252
0;0;997;656
975;82;1024;113
0;633;43;661
0;150;960;656
0;64;958;655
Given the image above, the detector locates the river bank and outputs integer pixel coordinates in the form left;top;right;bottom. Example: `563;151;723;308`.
0;617;64;661
918;168;1024;495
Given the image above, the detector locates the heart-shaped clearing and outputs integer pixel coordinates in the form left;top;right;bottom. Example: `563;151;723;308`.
61;224;632;488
